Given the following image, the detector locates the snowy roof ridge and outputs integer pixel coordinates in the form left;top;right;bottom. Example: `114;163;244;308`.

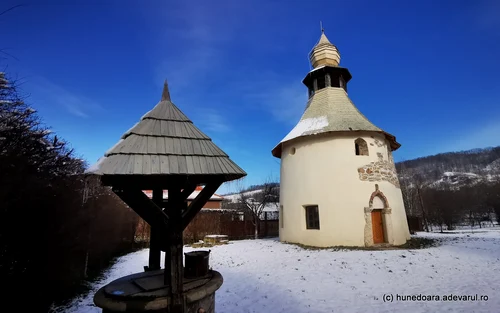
272;88;400;157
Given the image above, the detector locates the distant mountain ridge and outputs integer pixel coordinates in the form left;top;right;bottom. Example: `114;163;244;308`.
223;146;500;196
396;146;500;190
222;146;500;228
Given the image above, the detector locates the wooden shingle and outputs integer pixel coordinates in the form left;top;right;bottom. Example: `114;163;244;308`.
87;80;246;181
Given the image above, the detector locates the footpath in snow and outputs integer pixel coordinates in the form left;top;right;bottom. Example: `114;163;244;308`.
52;228;500;313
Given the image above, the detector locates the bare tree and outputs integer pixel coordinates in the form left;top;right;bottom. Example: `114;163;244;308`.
485;181;500;225
423;188;458;232
398;162;418;216
466;183;490;229
398;161;430;232
236;177;279;239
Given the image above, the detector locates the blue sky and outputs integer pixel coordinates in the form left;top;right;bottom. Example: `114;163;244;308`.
2;0;500;194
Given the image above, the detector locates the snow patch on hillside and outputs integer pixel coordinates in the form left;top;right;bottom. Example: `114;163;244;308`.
429;171;487;189
442;172;478;177
224;189;265;202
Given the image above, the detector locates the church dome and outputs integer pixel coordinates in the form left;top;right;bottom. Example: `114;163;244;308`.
309;30;341;68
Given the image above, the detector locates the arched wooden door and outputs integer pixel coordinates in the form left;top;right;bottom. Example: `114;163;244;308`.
371;209;385;244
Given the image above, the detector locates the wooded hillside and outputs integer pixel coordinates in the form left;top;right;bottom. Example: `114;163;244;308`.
396;146;500;231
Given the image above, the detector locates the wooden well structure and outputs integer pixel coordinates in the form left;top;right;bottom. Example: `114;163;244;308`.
87;81;246;313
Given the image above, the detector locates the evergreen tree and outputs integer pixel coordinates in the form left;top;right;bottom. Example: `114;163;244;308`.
0;72;85;310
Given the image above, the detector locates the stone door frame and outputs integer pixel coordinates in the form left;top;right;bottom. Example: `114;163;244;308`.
364;184;393;246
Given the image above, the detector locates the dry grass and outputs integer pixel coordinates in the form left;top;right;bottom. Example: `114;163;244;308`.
283;237;438;251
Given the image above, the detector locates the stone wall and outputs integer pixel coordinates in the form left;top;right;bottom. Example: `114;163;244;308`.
357;153;400;188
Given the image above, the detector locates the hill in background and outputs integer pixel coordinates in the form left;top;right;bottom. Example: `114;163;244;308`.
224;146;500;230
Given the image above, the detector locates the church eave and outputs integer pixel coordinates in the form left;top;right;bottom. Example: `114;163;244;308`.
302;66;352;86
271;129;401;159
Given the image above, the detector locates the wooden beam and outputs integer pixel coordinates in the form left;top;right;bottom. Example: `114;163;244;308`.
182;181;223;230
148;189;163;271
114;192;156;228
162;182;197;218
112;188;169;230
113;187;172;258
165;187;185;313
180;182;198;203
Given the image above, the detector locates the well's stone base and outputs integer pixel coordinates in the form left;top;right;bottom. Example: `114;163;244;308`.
94;270;222;313
186;292;214;313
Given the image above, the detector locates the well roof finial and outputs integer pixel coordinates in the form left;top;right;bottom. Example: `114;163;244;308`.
161;79;171;101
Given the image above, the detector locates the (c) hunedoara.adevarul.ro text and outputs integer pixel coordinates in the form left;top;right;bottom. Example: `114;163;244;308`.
383;294;489;302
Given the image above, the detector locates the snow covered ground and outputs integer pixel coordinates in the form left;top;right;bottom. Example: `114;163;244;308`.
52;228;500;313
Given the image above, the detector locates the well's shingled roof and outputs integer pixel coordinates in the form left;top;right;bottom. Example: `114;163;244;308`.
87;81;246;180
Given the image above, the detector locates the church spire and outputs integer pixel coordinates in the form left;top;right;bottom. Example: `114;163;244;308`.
309;28;341;69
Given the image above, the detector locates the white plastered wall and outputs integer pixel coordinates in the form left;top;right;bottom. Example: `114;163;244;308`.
278;131;411;247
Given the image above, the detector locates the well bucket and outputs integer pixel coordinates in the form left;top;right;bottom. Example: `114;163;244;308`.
184;250;210;278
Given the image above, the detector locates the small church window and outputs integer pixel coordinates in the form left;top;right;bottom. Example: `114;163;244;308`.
304;205;320;229
355;138;369;156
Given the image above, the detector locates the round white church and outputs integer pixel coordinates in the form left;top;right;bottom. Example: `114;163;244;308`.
272;30;411;247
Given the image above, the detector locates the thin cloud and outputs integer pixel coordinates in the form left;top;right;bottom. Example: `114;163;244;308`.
197;108;230;133
145;1;308;132
267;84;308;124
31;76;103;118
242;77;308;125
151;1;248;91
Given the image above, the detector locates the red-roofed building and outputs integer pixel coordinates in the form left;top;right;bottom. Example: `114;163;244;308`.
135;187;278;243
142;186;224;210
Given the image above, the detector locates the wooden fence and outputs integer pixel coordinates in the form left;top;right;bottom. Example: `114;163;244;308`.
220;213;279;240
137;210;280;244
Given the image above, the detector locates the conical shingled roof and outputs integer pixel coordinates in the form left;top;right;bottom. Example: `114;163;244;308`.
271;88;400;158
87;81;246;181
